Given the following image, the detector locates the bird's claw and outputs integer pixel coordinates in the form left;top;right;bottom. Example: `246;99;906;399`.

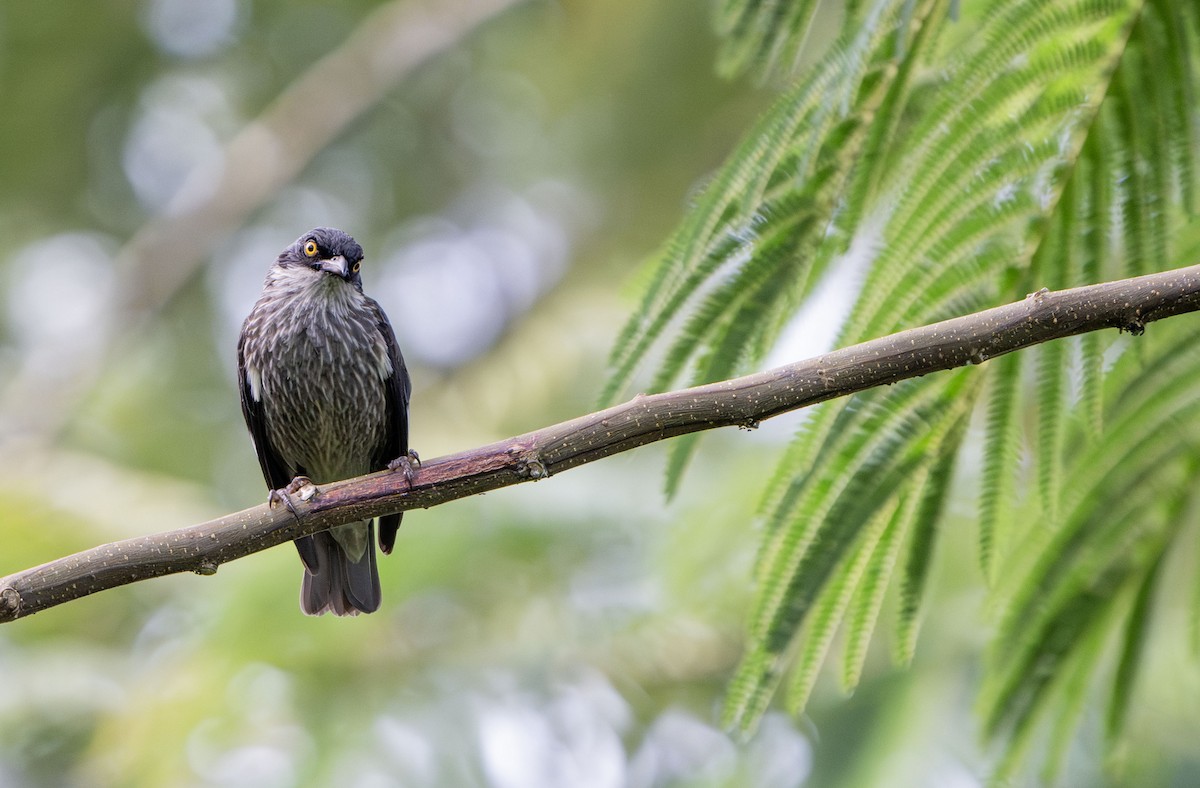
388;450;421;487
268;476;317;517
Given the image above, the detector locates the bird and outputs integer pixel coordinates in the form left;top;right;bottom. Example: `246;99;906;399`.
237;227;415;615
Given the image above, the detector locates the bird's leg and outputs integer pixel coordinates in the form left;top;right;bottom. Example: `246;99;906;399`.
268;475;318;518
387;450;421;487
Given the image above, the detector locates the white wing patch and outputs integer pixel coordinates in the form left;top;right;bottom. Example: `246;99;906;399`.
374;335;393;379
246;364;264;402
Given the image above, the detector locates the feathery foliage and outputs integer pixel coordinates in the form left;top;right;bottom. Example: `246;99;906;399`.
607;0;1200;775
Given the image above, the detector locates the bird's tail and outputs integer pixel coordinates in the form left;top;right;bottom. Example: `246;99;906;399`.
296;521;381;616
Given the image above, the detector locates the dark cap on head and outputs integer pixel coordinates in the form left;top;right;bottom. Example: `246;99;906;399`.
279;227;364;266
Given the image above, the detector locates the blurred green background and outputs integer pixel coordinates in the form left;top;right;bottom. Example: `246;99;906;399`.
0;2;1015;786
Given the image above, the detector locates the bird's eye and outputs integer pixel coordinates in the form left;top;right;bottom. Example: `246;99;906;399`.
303;240;319;257
352;261;361;273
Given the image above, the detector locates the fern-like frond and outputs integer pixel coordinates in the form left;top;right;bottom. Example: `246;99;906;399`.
1000;598;1115;784
842;1;1138;347
982;324;1200;753
608;0;1200;775
785;495;901;713
840;482;913;691
729;0;1146;741
894;411;965;666
1035;338;1067;524
1106;547;1165;747
751;374;966;631
978;351;1023;582
603;0;935;407
727;371;976;730
713;0;824;81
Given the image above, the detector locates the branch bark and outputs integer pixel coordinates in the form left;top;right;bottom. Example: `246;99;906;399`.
4;264;1200;622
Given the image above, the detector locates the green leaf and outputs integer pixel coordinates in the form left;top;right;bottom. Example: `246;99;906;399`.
610;0;1200;774
840;488;911;692
1106;548;1165;745
978;352;1022;582
714;0;825;81
894;408;967;666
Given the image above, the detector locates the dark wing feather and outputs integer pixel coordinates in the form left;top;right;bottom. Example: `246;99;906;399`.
369;298;411;555
237;330;291;489
238;328;320;571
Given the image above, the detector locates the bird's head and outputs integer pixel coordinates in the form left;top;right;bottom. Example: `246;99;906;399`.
276;227;366;289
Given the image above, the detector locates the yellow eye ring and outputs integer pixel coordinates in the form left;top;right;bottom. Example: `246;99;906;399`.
352;261;361;273
303;240;319;257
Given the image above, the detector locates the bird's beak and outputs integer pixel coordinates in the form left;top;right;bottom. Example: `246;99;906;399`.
319;255;350;280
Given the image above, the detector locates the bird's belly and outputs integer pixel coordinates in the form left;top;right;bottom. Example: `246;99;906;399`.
260;342;388;483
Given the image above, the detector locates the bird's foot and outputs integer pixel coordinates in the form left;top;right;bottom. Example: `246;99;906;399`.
268;476;318;517
388;450;421;487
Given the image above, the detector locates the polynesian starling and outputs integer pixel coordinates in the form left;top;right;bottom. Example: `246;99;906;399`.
238;227;415;615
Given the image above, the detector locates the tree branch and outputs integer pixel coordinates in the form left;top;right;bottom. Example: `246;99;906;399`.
5;264;1200;622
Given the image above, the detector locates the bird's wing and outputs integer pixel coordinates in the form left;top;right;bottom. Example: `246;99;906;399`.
370;298;411;554
238;328;320;571
237;329;291;490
